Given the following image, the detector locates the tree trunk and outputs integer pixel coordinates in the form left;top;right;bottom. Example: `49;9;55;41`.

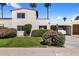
47;7;49;19
1;5;3;18
33;7;36;10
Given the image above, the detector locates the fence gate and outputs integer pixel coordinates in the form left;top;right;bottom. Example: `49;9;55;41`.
73;24;79;34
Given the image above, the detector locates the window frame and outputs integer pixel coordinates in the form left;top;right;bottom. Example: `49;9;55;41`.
17;13;25;19
17;25;24;31
39;25;47;30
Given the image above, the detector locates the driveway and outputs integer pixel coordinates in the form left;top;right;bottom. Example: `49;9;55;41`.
65;36;79;48
0;36;79;56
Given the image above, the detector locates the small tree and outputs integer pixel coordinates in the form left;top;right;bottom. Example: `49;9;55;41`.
63;17;67;21
75;16;79;20
24;24;32;36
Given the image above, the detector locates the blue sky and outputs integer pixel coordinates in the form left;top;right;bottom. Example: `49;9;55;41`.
1;3;79;21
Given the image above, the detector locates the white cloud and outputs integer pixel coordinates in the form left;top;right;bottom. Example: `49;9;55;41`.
7;3;21;8
6;3;9;6
70;14;78;21
70;18;75;21
57;16;62;20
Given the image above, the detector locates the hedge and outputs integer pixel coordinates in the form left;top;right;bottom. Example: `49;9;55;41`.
0;28;17;38
52;35;65;47
31;30;49;37
0;26;8;29
50;25;56;31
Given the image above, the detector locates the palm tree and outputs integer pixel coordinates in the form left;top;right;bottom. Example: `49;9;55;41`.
75;16;79;20
44;3;51;19
30;3;37;10
63;17;67;21
0;3;6;18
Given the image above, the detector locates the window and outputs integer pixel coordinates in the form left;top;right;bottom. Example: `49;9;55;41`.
39;25;47;30
17;26;24;31
17;13;25;19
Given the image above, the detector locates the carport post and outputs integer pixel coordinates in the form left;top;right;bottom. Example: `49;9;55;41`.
71;25;73;36
56;24;59;32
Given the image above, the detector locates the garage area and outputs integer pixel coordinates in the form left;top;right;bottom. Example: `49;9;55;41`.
50;25;71;35
73;24;79;35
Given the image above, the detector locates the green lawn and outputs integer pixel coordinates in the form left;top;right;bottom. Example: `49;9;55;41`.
0;37;46;47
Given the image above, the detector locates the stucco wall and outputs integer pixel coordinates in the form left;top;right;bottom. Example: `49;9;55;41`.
0;9;50;31
35;19;50;30
50;20;72;26
12;9;36;30
0;19;12;28
72;20;79;24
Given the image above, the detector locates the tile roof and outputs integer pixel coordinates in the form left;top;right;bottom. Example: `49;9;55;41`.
11;8;37;11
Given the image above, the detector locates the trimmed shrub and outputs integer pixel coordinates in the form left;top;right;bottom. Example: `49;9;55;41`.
0;28;17;38
52;35;65;47
0;26;4;29
31;30;49;37
24;24;32;36
0;26;8;29
50;25;56;31
42;31;65;47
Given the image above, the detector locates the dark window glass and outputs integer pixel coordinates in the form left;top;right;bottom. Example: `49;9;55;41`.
17;26;24;31
17;13;25;19
17;13;21;18
39;26;47;30
22;13;25;18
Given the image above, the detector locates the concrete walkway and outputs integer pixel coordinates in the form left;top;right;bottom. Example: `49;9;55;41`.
0;36;79;56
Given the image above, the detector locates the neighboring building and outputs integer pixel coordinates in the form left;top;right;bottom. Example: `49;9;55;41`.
0;8;79;36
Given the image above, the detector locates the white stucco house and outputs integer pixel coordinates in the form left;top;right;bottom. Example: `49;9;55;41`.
0;8;50;36
0;8;79;36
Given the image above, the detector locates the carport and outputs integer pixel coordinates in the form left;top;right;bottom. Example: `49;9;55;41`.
50;25;71;35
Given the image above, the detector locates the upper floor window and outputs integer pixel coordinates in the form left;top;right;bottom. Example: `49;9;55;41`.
17;13;25;19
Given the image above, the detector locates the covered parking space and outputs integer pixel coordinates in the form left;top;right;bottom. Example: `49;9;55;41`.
50;25;71;35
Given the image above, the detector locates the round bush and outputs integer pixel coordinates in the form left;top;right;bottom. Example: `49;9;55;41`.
31;30;49;37
0;28;17;38
42;31;65;47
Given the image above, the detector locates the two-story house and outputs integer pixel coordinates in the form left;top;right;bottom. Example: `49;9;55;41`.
0;8;50;36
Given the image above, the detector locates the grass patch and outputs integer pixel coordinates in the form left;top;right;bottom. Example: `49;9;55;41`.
0;37;46;47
